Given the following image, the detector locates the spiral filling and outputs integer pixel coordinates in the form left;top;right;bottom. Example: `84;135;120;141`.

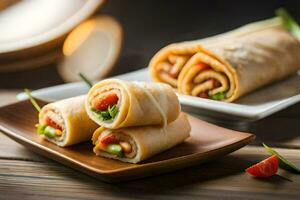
93;131;136;159
36;110;65;140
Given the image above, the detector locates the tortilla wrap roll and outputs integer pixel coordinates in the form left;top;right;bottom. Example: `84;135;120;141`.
92;113;191;163
85;79;180;129
149;18;300;102
38;96;98;147
150;18;282;88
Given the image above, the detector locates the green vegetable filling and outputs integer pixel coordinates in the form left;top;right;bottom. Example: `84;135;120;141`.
106;144;123;157
36;124;57;138
211;92;226;100
37;124;46;135
91;104;118;121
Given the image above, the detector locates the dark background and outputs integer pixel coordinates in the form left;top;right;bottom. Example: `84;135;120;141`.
103;0;300;75
1;0;300;89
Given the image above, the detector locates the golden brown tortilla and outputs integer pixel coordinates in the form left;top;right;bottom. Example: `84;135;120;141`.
92;113;190;163
149;18;300;102
39;96;98;146
86;79;180;129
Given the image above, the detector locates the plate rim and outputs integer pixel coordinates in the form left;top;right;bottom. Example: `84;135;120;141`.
0;0;105;54
0;106;255;174
16;68;300;120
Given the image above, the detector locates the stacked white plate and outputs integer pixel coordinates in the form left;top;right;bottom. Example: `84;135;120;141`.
0;0;105;72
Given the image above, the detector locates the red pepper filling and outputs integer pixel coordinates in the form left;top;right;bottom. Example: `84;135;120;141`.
198;92;210;99
195;62;210;70
100;134;132;154
45;117;62;131
197;79;222;99
93;93;119;111
101;134;119;145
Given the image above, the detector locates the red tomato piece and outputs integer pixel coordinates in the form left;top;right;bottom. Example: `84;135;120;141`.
45;117;62;131
246;155;279;177
195;62;209;70
94;93;119;111
198;92;209;99
101;134;119;145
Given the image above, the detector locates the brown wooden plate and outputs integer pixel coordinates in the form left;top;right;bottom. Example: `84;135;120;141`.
0;100;255;182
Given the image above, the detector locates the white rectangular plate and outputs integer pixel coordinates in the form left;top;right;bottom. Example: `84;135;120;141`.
17;68;300;121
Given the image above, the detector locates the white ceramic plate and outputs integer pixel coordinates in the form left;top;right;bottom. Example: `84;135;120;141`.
0;0;104;57
17;68;300;121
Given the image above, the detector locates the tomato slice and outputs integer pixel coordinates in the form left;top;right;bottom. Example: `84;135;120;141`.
246;155;279;177
94;93;119;111
45;117;62;131
101;134;119;145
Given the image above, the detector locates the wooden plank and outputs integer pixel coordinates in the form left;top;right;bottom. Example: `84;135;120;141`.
0;91;300;199
0;133;44;161
0;146;299;199
0;91;45;161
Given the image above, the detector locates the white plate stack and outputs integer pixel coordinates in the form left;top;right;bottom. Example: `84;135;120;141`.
0;0;120;79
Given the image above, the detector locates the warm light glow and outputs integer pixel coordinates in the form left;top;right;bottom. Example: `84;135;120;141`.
63;20;97;56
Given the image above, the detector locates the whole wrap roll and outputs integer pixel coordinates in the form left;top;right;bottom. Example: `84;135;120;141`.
149;18;300;102
85;79;180;129
39;96;98;146
92;113;191;163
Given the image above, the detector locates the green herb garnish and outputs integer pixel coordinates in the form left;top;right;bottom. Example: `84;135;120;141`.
106;144;123;157
25;89;59;138
263;143;300;174
91;104;119;121
108;104;118;119
211;92;226;100
79;73;93;88
36;124;46;135
36;124;57;138
276;8;300;41
24;88;41;112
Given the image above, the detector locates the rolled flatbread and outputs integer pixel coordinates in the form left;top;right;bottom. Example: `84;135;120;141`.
85;79;180;129
92;113;191;163
38;96;98;146
149;17;300;102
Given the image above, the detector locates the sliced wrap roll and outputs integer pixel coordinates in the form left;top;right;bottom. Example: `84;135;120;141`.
149;18;300;102
92;113;191;163
38;96;98;146
85;79;180;129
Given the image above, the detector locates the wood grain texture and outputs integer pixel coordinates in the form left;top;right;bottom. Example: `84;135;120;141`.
0;133;44;161
0;144;300;200
1;89;300;199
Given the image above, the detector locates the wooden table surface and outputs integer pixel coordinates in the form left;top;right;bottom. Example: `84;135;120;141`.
1;91;300;200
2;1;300;199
